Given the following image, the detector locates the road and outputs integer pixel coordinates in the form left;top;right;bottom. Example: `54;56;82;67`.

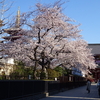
39;83;100;100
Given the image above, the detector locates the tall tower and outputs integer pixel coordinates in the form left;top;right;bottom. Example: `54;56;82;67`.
16;7;20;28
2;8;22;42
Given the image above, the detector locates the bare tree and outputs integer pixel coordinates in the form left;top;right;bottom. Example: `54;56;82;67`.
0;0;13;34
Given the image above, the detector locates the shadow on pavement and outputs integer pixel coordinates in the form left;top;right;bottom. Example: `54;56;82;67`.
40;83;100;100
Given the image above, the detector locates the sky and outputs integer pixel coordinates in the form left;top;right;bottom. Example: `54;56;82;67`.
1;0;100;44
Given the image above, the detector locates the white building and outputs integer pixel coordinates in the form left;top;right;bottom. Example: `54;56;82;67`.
0;58;14;75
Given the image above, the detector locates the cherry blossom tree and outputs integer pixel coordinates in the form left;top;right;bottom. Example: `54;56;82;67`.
55;39;96;74
1;1;96;78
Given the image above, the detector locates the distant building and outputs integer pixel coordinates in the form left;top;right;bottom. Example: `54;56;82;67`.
0;58;14;75
0;9;21;76
88;44;100;82
72;67;83;76
2;9;22;42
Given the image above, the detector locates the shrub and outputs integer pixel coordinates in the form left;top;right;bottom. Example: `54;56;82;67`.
40;71;46;79
47;68;59;80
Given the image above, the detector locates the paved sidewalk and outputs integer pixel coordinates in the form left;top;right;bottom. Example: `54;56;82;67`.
39;83;100;100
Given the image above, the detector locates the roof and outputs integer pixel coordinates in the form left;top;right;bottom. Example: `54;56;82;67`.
88;44;100;55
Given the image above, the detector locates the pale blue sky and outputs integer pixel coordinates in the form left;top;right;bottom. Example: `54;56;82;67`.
4;0;100;43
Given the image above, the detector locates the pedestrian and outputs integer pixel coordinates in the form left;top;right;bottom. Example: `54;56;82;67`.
86;79;91;93
97;79;100;97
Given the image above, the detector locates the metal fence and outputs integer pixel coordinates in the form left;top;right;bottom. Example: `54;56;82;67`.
0;79;86;100
0;75;59;80
0;75;33;80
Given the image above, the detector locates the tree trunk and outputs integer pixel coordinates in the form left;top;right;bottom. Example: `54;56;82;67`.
33;61;38;79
